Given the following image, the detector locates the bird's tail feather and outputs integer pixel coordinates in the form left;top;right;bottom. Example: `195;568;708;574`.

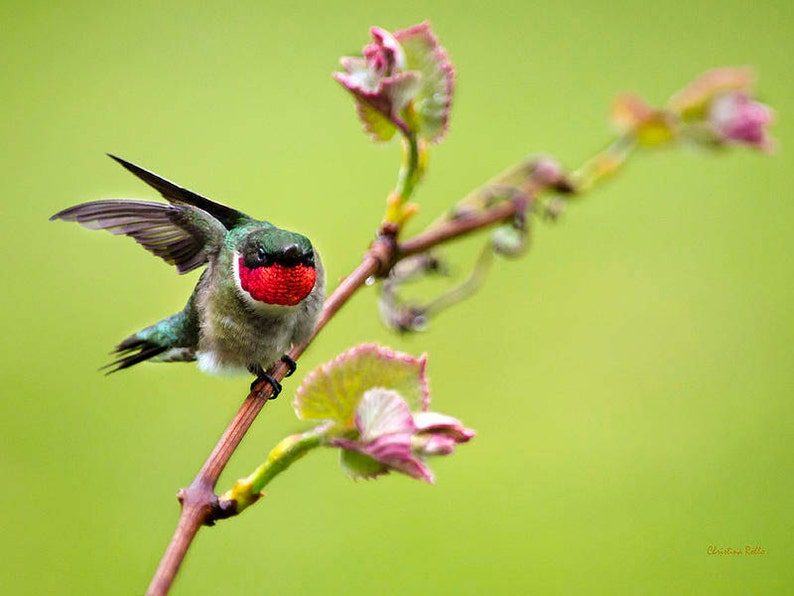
103;337;168;374
101;295;199;374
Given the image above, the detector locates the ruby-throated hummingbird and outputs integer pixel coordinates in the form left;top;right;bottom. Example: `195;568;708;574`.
51;155;325;396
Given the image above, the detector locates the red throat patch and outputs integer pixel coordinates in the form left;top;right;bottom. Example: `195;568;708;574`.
238;256;316;306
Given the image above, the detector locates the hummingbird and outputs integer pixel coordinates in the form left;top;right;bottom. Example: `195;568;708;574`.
51;155;325;397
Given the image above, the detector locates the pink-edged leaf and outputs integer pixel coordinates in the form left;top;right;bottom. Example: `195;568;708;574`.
334;22;454;143
334;70;421;141
335;429;434;482
414;434;459;456
375;448;434;482
412;411;475;457
334;26;419;142
394;21;454;142
356;388;416;442
336;438;434;482
366;27;406;73
294;343;430;424
337;390;467;483
413;411;476;442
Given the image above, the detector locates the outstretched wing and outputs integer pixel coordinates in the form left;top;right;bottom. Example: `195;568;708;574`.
107;154;252;230
50;200;226;274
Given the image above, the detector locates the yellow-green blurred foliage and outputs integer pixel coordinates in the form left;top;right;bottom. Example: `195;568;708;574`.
2;1;792;594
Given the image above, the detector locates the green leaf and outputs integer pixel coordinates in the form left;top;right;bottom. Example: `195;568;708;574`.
293;344;429;424
356;100;399;142
339;449;387;480
395;22;454;143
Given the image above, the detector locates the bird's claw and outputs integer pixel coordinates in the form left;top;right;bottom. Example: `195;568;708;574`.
281;354;297;377
249;370;282;399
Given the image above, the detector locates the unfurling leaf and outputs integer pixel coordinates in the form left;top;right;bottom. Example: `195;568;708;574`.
331;387;474;483
668;67;775;152
334;22;454;143
293;343;429;423
295;344;474;483
394;22;455;143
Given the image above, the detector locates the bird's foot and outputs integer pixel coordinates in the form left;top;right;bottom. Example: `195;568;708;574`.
250;373;282;398
248;365;282;399
281;354;297;377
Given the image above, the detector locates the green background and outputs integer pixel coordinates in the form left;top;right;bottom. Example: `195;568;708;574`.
2;1;792;593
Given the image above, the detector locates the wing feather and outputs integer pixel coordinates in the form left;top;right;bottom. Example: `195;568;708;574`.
50;199;226;274
106;154;252;229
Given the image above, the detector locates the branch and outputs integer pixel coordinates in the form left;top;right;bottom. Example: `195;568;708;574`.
145;177;538;594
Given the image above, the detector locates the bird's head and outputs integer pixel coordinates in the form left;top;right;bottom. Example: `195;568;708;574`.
234;227;317;306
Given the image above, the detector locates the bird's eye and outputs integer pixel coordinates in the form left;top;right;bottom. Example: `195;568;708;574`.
257;246;269;265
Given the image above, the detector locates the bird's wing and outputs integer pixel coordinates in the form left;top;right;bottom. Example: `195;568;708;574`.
107;154;252;229
50;200;226;274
